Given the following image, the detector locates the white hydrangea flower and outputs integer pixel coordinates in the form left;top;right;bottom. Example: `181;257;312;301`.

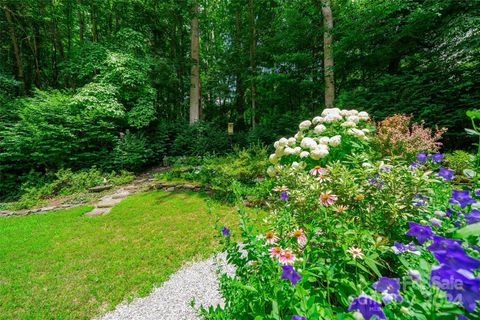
312;116;324;124
341;121;356;127
299;120;312;130
347;115;360;123
274;141;280;149
300;151;310;158
358;111;369;120
340;109;349;116
269;154;278;164
310;146;329;160
300;137;317;149
318;137;330;145
294;132;304;141
279;137;288;146
267;166;276;177
291;161;301;170
293;147;302;155
329;135;341;147
284;147;295;155
275;147;284;157
287;137;296;146
324;113;342;123
348;110;359;116
314;124;327;134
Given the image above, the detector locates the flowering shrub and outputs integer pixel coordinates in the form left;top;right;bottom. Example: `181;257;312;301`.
267;108;373;177
374;114;447;159
202;110;480;319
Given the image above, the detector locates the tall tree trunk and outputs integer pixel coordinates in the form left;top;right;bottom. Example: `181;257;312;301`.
78;0;84;43
248;0;257;128
4;6;25;94
189;1;201;124
321;0;334;108
234;7;245;123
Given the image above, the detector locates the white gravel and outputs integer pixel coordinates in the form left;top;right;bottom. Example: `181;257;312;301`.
96;253;233;320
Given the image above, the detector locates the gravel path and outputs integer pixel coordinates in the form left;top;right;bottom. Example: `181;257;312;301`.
96;253;233;320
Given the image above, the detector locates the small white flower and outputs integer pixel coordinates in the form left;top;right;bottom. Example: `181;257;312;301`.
275;147;284;157
314;124;327;134
310;146;329;160
318;137;330;145
358;111;369;120
348;109;359;116
274;141;280;149
341;121;356;127
312;116;324;124
300;151;310;158
279;137;288;146
269;154;278;164
293;147;302;155
340;109;349;116
300;137;317;149
329;135;341;147
362;162;372;167
291;161;301;170
283;147;295;155
347;115;360;123
287;137;296;146
294;132;303;141
299;120;312;130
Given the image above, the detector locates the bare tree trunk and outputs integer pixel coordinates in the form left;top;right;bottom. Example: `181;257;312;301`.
321;0;334;108
189;1;201;124
78;0;84;43
248;0;257;128
4;6;25;94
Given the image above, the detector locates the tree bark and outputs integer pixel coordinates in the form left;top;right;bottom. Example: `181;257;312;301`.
4;6;25;94
248;0;257;128
189;1;201;124
321;0;334;108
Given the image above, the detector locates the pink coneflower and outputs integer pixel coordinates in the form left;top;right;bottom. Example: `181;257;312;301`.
347;246;364;259
309;165;325;176
269;246;282;258
265;231;279;245
279;248;296;265
291;229;307;247
317;175;331;183
320;191;338;207
273;186;289;192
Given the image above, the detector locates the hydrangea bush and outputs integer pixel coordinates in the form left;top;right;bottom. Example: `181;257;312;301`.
203;111;480;320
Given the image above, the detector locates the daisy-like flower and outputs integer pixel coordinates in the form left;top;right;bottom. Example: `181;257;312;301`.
320;191;338;207
355;194;365;201
272;186;289;192
279;248;296;265
291;229;307;247
317;175;331;183
347;246;364;259
269;246;282;258
309;165;325;176
265;231;278;245
333;205;348;214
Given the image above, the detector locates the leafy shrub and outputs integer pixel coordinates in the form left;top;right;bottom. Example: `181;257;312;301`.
113;131;153;172
445;150;474;175
171;121;231;156
374;114;447;159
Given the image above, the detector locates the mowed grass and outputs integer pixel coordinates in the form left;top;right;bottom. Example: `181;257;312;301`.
0;190;256;319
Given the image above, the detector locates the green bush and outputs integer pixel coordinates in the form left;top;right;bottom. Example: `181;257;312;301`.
444;150;474;175
113;131;153;172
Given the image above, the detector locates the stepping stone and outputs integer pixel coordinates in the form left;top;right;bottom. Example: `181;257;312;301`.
97;199;121;208
88;185;113;193
112;192;129;199
124;185;136;191
166;187;176;192
85;208;109;217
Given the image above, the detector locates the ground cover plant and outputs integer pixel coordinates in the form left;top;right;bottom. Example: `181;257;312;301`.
0;190;263;319
205;109;480;319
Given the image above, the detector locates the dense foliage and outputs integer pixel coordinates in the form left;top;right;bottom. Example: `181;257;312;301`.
205;110;480;319
1;1;479;199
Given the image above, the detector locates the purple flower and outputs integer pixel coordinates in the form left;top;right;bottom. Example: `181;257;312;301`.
432;244;480;271
430;265;480;312
438;167;455;181
348;293;386;320
475;189;480;197
413;193;428;207
465;209;480;225
456;315;469;320
221;226;230;237
417;153;428;163
280;191;289;201
410;161;422;170
281;265;302;286
372;277;403;304
392;242;420;255
427;236;462;254
406;222;433;244
292;316;306;320
430;153;444;163
446;208;457;217
430;218;442;227
449;190;476;209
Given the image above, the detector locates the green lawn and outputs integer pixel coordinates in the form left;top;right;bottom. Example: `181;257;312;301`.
0;191;253;319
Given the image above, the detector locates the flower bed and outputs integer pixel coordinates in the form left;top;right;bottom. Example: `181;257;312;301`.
203;109;480;320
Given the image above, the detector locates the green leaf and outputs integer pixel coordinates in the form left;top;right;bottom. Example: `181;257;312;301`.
454;223;480;240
